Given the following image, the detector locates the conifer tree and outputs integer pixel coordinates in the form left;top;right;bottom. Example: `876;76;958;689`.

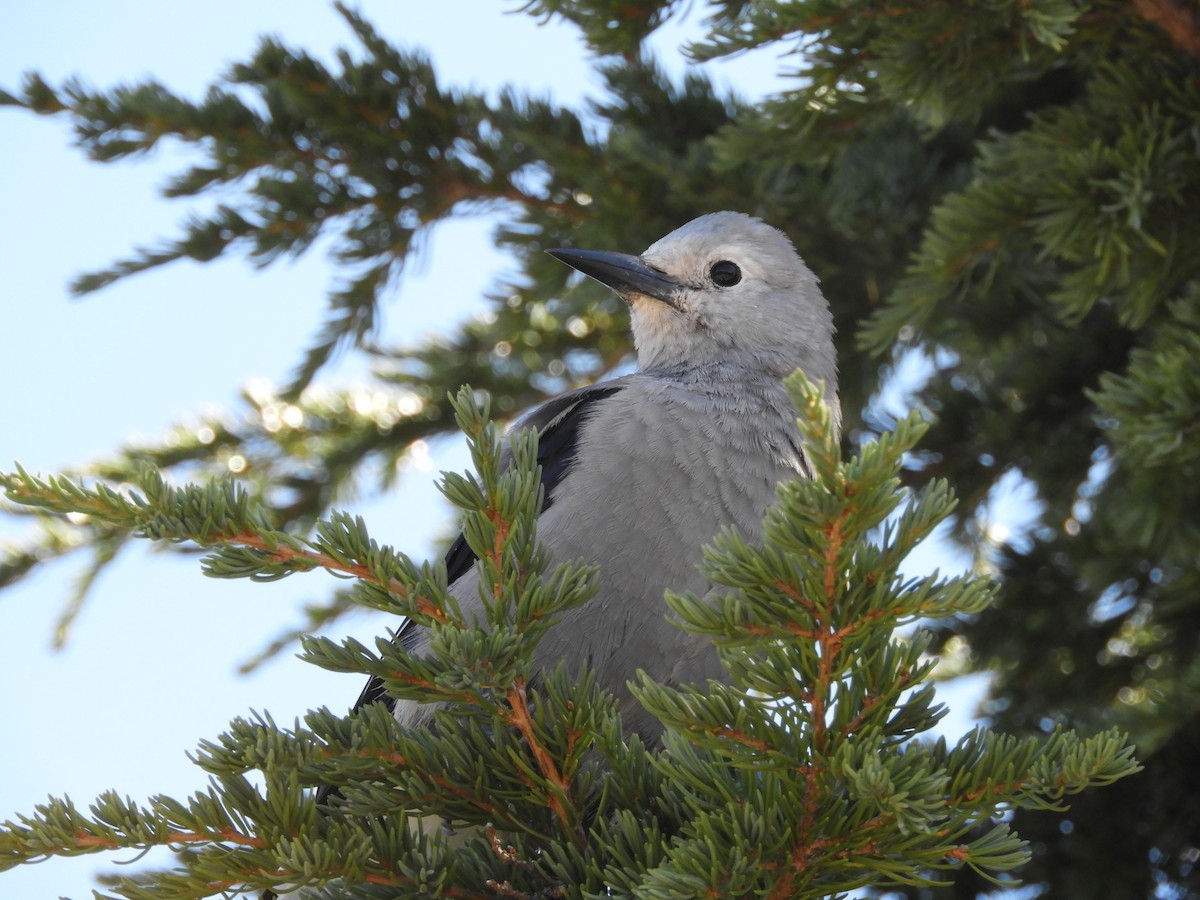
0;377;1138;897
3;1;1198;896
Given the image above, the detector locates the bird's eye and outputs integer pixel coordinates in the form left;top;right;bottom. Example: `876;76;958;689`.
709;260;742;287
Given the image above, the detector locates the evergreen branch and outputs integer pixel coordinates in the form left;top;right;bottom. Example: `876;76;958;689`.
6;0;1191;893
1131;0;1200;59
2;51;760;655
52;527;131;648
0;376;1142;896
0;466;461;626
0;382;455;651
512;0;673;57
4;5;592;394
505;678;578;840
236;587;359;674
0;789;269;872
634;372;1138;895
299;634;489;709
450;388;586;840
1;388;605;895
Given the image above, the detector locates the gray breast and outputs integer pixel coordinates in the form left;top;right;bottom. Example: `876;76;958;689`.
393;373;803;740
519;374;803;739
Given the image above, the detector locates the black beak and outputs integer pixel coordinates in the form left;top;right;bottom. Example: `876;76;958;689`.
547;248;681;308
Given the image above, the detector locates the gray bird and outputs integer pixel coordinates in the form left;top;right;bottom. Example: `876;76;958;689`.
266;211;838;898
353;210;839;740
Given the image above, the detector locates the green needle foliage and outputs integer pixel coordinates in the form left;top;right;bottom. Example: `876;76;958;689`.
0;376;1139;897
3;0;1198;895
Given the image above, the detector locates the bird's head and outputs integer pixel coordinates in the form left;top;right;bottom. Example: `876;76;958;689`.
549;211;837;403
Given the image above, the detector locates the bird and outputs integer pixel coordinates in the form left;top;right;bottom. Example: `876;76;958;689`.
268;211;838;897
349;210;839;741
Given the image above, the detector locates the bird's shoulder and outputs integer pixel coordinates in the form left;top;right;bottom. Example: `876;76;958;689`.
583;365;802;428
569;368;812;479
511;378;631;439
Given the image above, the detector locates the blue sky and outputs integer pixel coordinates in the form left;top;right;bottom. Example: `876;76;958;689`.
0;5;986;897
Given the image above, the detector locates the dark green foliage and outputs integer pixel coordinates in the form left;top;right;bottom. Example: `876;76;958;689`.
0;378;1138;897
515;0;675;57
3;0;1199;895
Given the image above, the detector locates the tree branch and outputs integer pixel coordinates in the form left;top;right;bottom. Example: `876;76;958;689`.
1130;0;1200;59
